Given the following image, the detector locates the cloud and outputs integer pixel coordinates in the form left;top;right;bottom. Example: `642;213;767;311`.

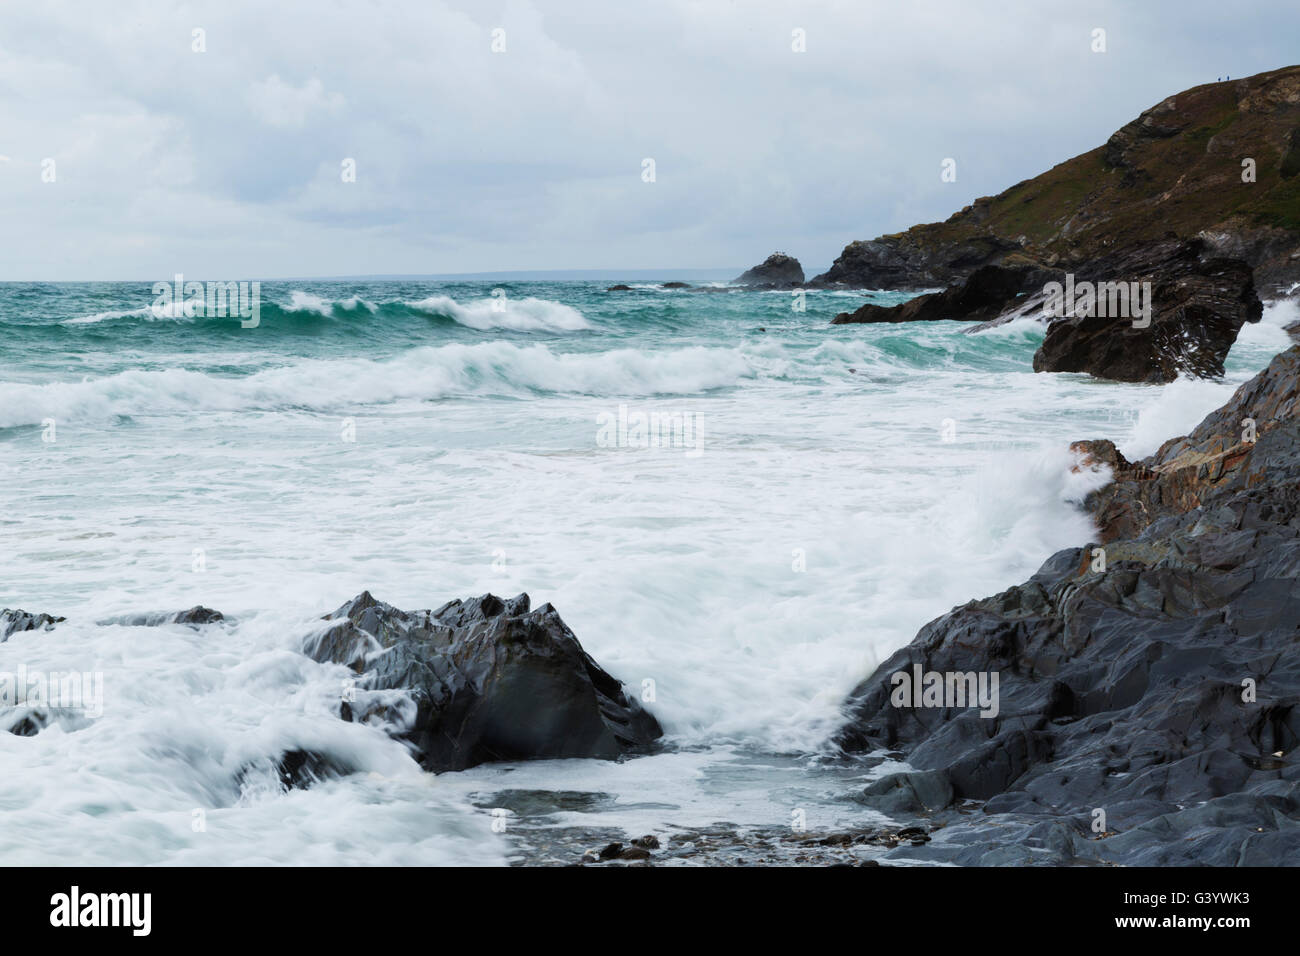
247;75;344;129
0;0;1296;279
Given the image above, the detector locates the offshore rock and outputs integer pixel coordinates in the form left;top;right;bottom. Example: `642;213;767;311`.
735;252;805;288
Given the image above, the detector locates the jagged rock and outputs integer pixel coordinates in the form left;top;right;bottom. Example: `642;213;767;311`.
0;609;64;641
832;345;1300;865
303;591;662;772
735;253;804;288
1032;239;1262;382
831;263;1053;324
1081;345;1300;540
813;233;1023;290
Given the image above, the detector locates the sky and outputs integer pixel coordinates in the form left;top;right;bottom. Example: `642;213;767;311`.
1;0;1296;280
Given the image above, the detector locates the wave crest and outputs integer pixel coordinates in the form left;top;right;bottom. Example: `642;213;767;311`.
0;342;752;426
407;295;590;331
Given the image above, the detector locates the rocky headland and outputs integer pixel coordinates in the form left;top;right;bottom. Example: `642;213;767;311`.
826;65;1300;384
813;65;1300;295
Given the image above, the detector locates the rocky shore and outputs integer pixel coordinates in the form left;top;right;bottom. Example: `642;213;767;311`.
8;340;1299;863
2;591;662;774
829;344;1300;865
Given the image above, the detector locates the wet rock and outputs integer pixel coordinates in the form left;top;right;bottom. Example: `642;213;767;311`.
233;749;351;794
859;770;955;813
662;281;691;289
304;591;662;772
813;233;1022;290
735;252;804;288
619;846;651;860
833;345;1300;865
6;711;49;737
99;606;226;627
606;284;633;291
1;609;65;641
1082;345;1300;541
1032;238;1262;383
832;263;1054;325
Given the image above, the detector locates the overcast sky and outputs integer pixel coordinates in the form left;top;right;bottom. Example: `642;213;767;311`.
1;0;1296;280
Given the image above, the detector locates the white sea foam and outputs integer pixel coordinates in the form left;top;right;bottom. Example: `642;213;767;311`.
0;342;756;427
284;290;378;315
62;300;195;325
408;294;590;331
5;284;1295;864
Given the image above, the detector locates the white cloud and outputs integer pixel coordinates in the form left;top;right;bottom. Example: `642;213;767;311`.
0;0;1294;279
247;75;344;129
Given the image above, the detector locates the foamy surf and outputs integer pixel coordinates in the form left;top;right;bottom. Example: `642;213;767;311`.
3;276;1295;867
408;294;590;331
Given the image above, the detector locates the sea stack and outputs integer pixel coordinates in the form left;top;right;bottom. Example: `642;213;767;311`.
735;252;805;288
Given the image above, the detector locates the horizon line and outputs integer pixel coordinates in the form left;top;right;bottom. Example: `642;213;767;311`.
0;266;832;284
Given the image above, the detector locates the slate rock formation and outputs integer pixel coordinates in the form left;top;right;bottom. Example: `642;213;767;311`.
1031;238;1263;382
832;345;1300;865
304;591;662;772
831;263;1051;325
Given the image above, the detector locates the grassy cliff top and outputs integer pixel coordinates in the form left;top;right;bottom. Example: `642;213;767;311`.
860;65;1300;266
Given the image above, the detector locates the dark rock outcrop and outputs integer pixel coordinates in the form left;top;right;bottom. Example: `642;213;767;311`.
832;345;1300;865
735;253;804;288
814;231;1023;290
304;591;661;772
1;609;65;641
831;263;1052;324
1032;239;1263;383
1079;345;1300;541
835;239;1262;389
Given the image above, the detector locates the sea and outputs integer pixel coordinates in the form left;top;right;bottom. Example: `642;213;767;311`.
1;277;1294;864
